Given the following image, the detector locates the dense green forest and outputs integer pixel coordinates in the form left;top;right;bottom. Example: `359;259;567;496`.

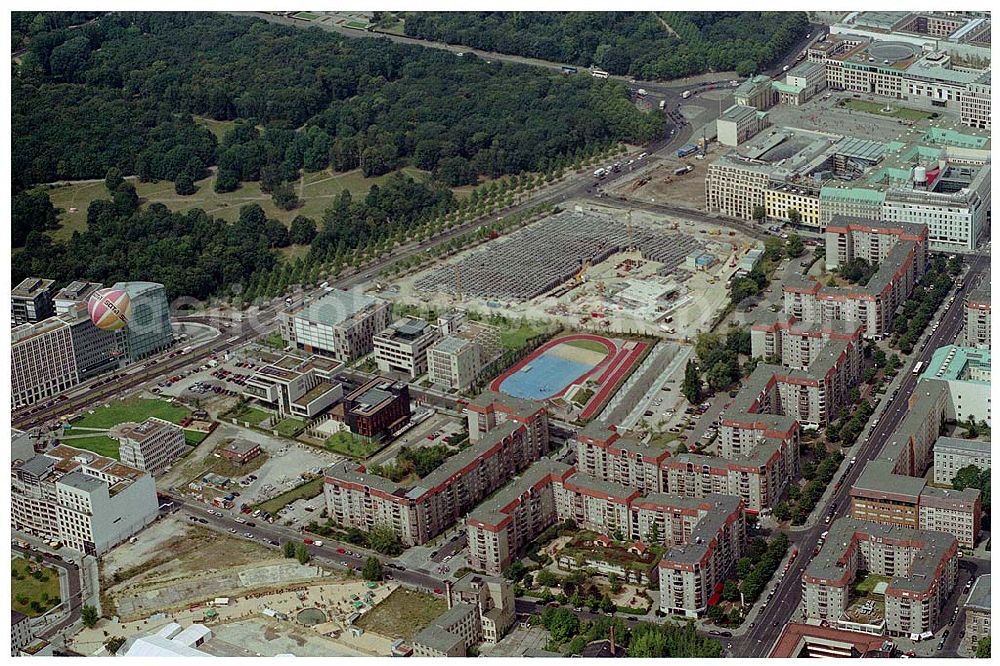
12;11;663;301
13;11;662;191
402;11;809;79
14;192;278;301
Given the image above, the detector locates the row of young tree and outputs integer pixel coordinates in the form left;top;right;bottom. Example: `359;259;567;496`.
402;11;808;79
13;11;662;191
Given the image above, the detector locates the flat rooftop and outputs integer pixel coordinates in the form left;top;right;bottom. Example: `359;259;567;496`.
12;277;54;298
922;345;990;383
296;289;384;327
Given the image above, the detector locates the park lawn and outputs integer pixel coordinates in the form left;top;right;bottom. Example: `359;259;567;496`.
324;431;381;458
840;99;934;121
565;339;610;355
59;434;120;459
293;11;320;20
355;588;447;640
255;477;324;515
228;405;272;427
12;558;61;617
72;398;190;430
274;417;307;439
44;166;435;242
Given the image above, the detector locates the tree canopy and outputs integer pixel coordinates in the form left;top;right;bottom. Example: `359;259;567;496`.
402;12;808;80
14;11;662;191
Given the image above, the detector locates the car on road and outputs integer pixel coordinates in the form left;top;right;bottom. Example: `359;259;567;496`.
229;528;237;533
244;532;254;539
336;547;346;554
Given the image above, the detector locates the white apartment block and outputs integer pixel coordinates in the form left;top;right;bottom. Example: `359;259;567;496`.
882;164;991;252
11;610;33;656
933;436;989;485
960;73;990;130
705;159;770;221
921;345;991;426
428;321;501;391
716;105;770;147
656;495;746;618
963;287;990;348
803;519;958;637
11;317;80;409
11;444;158;556
282;289;391;362
428;336;481;390
242;355;344;418
373;317;441;378
116;417;187;476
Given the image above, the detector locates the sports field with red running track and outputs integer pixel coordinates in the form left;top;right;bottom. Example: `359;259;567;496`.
490;333;648;419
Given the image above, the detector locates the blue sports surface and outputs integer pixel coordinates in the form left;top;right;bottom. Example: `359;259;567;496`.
498;351;596;400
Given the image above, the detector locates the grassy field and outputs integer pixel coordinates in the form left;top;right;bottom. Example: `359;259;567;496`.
43;165;432;242
324;431;381;458
227;405;272;427
193;116;239;142
293;11;320;21
255;477;324;515
500;321;552;351
355;588;447;640
72;398;190;430
648;432;680;448
840;99;934;121
274;417;306;439
565;339;611;355
184;430;209;446
59;434;120;459
12;558;61;617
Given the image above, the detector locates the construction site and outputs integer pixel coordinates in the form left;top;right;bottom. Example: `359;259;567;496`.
388;205;760;340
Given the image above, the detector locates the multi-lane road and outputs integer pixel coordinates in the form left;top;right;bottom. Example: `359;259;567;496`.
734;253;990;657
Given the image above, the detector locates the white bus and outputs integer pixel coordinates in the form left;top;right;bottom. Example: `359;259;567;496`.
590;68;609;79
912;361;924;375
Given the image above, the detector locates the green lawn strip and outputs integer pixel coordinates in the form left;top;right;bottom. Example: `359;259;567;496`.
227;406;272;427
274;417;307;438
255;477;324;515
323;431;381;458
72;398;190;430
853;573;891;595
184;430;209;446
564;339;610;355
840;99;934;121
11;558;62;617
58;434;119;459
500;322;551;351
